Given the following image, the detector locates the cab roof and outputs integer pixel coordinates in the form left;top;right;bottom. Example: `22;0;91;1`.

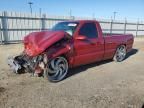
62;20;99;24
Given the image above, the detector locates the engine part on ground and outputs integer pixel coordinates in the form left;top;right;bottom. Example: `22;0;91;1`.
8;57;23;74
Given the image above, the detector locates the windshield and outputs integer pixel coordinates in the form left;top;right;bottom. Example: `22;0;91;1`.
52;22;78;36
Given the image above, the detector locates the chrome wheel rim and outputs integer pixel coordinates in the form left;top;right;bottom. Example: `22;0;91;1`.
47;57;68;81
116;45;126;61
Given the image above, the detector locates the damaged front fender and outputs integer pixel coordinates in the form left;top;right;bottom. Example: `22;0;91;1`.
47;44;72;59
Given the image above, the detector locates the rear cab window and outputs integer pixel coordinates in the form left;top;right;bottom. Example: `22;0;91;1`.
79;22;98;38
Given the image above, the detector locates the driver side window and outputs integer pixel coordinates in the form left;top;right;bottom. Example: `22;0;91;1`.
79;22;98;38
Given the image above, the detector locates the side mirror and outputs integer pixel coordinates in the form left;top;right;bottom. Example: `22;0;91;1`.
75;35;87;40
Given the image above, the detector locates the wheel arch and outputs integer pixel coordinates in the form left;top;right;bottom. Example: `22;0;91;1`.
113;44;127;62
115;44;126;54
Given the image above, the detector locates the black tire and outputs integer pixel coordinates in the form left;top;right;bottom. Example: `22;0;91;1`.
45;56;69;82
113;45;126;62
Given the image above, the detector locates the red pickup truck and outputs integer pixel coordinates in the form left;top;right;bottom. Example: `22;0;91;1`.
8;20;134;82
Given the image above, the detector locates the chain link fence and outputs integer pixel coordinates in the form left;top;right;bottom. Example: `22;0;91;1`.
0;11;144;44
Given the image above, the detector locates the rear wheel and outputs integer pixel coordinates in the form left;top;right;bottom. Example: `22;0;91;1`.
113;45;126;62
46;56;68;82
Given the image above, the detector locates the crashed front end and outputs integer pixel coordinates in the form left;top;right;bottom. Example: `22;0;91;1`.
8;53;48;76
8;31;72;77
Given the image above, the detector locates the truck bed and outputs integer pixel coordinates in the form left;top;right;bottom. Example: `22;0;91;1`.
103;33;132;37
102;33;134;60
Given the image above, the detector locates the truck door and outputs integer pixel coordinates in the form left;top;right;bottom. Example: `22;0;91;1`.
73;22;104;66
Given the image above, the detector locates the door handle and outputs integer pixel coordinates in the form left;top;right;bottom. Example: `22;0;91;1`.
108;42;113;44
90;41;95;45
88;40;95;45
85;39;95;45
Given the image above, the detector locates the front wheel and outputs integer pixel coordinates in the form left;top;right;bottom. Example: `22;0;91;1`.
113;45;127;62
45;56;69;82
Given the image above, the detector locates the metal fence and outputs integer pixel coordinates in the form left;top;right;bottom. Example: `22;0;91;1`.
0;11;144;44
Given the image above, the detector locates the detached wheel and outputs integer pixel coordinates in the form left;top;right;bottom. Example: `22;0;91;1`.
46;56;68;82
113;45;126;62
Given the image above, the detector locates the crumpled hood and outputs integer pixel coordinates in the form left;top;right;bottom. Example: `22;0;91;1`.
23;31;68;56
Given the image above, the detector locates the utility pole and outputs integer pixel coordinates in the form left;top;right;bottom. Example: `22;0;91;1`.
113;11;117;20
28;2;33;14
92;13;95;19
69;9;74;20
39;8;42;17
69;9;72;17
